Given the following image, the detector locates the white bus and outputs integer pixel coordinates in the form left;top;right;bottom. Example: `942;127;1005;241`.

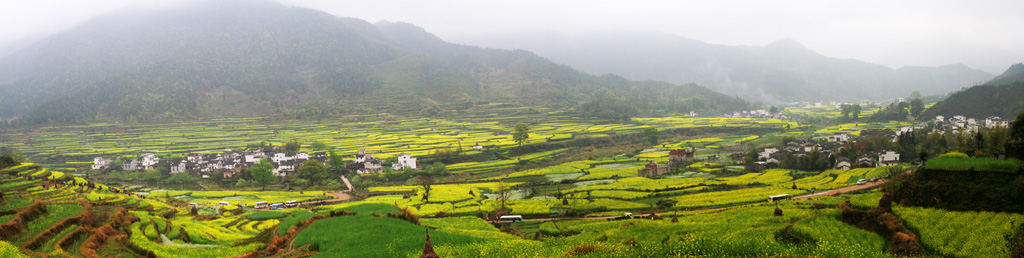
767;194;791;202
285;200;298;208
497;215;523;223
218;201;230;206
254;201;269;209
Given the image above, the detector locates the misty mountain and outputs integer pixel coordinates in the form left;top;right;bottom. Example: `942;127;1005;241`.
484;32;995;102
984;63;1024;86
0;0;747;124
921;64;1024;119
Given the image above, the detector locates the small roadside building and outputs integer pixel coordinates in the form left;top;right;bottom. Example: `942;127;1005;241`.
638;162;669;178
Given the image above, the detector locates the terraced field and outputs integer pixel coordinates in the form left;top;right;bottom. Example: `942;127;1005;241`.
5;115;798;171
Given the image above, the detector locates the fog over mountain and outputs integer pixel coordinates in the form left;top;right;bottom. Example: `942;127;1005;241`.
0;0;1020;106
0;0;748;124
470;32;995;103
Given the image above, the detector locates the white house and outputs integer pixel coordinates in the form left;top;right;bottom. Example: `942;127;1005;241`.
91;157;112;170
472;143;483;150
396;153;418;170
803;144;816;153
140;154;159;168
986;116;1008;128
123;159;140;170
878;151;900;167
354;149;373;163
758;147;778;160
828;133;848;142
836;161;851;170
271;152;291;163
170;161;187;174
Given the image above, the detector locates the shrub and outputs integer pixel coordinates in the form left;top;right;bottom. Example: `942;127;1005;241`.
566;245;597;256
939;152;969;158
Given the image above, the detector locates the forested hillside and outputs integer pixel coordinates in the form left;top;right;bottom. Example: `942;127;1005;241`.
921;83;1024;119
984;63;1024;86
0;0;747;125
920;64;1024;119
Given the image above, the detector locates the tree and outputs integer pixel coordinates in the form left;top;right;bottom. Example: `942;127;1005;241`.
235;178;249;188
284;140;300;154
144;169;165;184
108;159;123;170
328;150;345;175
251;158;277;190
1006;113;1024;160
495;180;511;209
909;99;925;118
512;123;530;146
289;178;309;187
168;173;198;188
909;91;922;100
987;125;1008;155
428;162;448;176
643;128;659;145
417;174;435;202
839;104;852;119
311;140;327;151
851;104;862;120
297;159;329;185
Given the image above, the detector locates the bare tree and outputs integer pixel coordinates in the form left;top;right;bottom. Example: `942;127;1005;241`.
417;174;434;202
496;180;511;209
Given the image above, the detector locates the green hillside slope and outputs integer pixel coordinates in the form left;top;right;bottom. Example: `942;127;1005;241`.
920;63;1024;119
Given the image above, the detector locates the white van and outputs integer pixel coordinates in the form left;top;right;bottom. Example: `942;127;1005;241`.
498;215;523;223
219;201;230;206
285;200;298;208
856;179;867;185
254;201;269;209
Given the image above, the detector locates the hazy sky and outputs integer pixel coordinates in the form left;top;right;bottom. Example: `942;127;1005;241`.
2;0;1022;73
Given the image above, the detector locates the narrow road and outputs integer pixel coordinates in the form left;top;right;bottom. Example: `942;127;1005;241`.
512;213;662;222
340;175;354;192
793;167;916;200
298;191;355;207
793;180;885;200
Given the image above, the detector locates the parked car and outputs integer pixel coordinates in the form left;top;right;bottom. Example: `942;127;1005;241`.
869;178;878;182
856;179;867;185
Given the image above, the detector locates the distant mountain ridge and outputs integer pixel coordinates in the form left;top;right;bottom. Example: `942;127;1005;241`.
482;33;995;102
0;0;747;124
985;63;1024;86
920;63;1024;119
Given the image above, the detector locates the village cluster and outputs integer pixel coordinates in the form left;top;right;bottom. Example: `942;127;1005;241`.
89;146;422;178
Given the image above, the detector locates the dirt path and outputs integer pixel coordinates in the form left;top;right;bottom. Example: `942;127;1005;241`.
339;175;354;192
297;191;356;207
792;180;885;200
329;191;355;201
793;167;916;200
519;213;662;222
